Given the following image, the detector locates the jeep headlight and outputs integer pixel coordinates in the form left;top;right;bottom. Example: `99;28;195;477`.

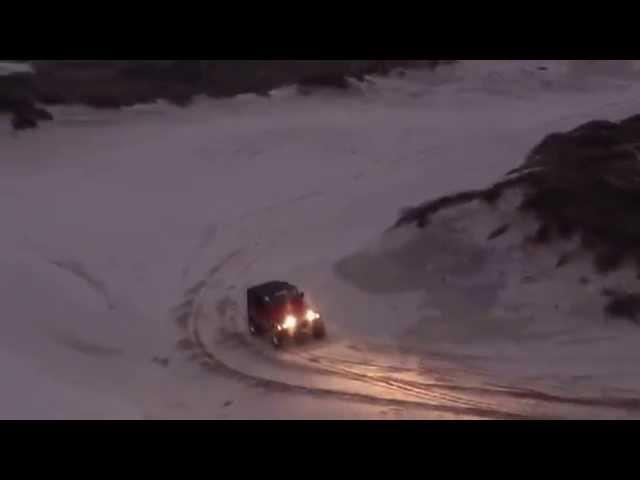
305;309;320;322
283;315;297;330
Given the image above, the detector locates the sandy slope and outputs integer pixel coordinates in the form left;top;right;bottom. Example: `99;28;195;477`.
3;60;640;418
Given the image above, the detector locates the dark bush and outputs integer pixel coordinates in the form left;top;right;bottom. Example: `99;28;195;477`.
8;102;53;130
594;248;626;274
488;224;510;240
530;223;552;244
11;112;38;130
480;186;502;205
83;95;124;109
604;290;640;323
556;218;576;239
29;106;53;121
298;74;351;92
163;92;195;108
555;252;572;269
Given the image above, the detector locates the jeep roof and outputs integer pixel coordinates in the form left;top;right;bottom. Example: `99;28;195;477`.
247;281;301;303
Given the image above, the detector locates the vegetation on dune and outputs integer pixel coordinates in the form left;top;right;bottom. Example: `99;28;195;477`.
394;115;640;321
603;289;640;323
1;60;453;130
